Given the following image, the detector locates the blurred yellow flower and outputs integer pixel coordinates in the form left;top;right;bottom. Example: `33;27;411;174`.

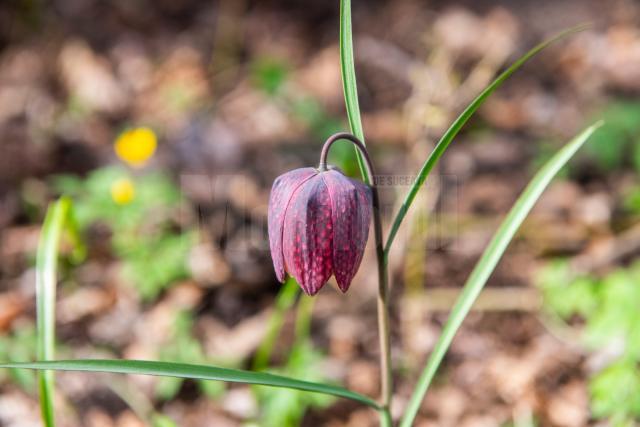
111;178;135;205
114;127;157;167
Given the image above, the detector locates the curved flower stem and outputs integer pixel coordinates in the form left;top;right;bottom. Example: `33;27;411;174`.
320;132;392;425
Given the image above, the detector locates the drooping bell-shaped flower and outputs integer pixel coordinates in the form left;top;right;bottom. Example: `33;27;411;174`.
268;167;372;295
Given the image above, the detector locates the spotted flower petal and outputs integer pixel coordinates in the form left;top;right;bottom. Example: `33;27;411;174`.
267;167;317;282
282;175;334;295
267;166;372;295
321;170;372;292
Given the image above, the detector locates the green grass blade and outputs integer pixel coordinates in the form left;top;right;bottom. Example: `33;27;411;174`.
339;0;369;183
36;196;84;427
36;198;68;427
384;25;588;259
399;122;602;427
0;359;381;409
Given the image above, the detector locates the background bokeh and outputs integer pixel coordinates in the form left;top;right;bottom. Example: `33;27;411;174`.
1;0;640;426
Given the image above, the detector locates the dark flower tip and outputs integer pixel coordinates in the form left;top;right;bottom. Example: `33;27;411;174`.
268;167;372;295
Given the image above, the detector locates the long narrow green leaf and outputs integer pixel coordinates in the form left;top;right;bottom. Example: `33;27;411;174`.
399;122;602;427
384;25;588;259
36;203;62;427
36;198;66;426
35;196;84;427
0;359;381;409
339;0;369;183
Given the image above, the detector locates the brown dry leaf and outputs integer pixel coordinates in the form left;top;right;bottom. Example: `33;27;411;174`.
115;411;145;427
421;385;468;427
361;110;407;144
200;309;270;361
86;408;116;427
532;181;582;218
349;409;378;427
399;295;439;363
0;391;42;427
1;226;40;258
164;281;204;310
481;89;584;134
458;413;503;427
0;47;56;128
218;84;294;145
221;387;258;420
111;40;154;94
164;398;238;427
327;315;363;361
227;174;264;212
546;380;589;427
489;335;581;405
601;26;640;90
562;25;640;93
58;287;116;323
489;353;541;403
130;281;204;350
0;291;26;331
89;284;140;347
433;8;518;60
467;137;523;170
58;40;128;114
296;45;343;107
457;175;520;215
136;46;210;130
346;360;379;397
188;243;232;287
575;193;612;229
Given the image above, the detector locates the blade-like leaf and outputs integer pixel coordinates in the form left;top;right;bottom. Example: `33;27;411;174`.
36;196;84;427
339;0;369;183
384;25;589;260
399;122;602;427
0;359;381;410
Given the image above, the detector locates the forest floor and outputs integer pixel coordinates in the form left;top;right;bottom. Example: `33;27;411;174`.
1;0;640;426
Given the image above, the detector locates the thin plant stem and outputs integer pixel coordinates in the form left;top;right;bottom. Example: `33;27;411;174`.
319;132;392;426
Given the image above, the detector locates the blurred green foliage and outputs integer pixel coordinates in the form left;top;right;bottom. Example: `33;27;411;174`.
534;100;640;178
501;417;538;427
156;311;225;400
290;97;359;177
590;360;640;427
538;261;640;426
623;186;640;216
251;293;333;427
252;278;299;372
0;322;38;392
253;342;334;427
54;166;194;300
530;141;571;179
251;57;290;95
249;56;359;177
151;414;178;427
583;101;640;172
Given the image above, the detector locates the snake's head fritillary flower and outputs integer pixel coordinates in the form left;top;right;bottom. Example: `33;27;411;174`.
268;167;372;295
